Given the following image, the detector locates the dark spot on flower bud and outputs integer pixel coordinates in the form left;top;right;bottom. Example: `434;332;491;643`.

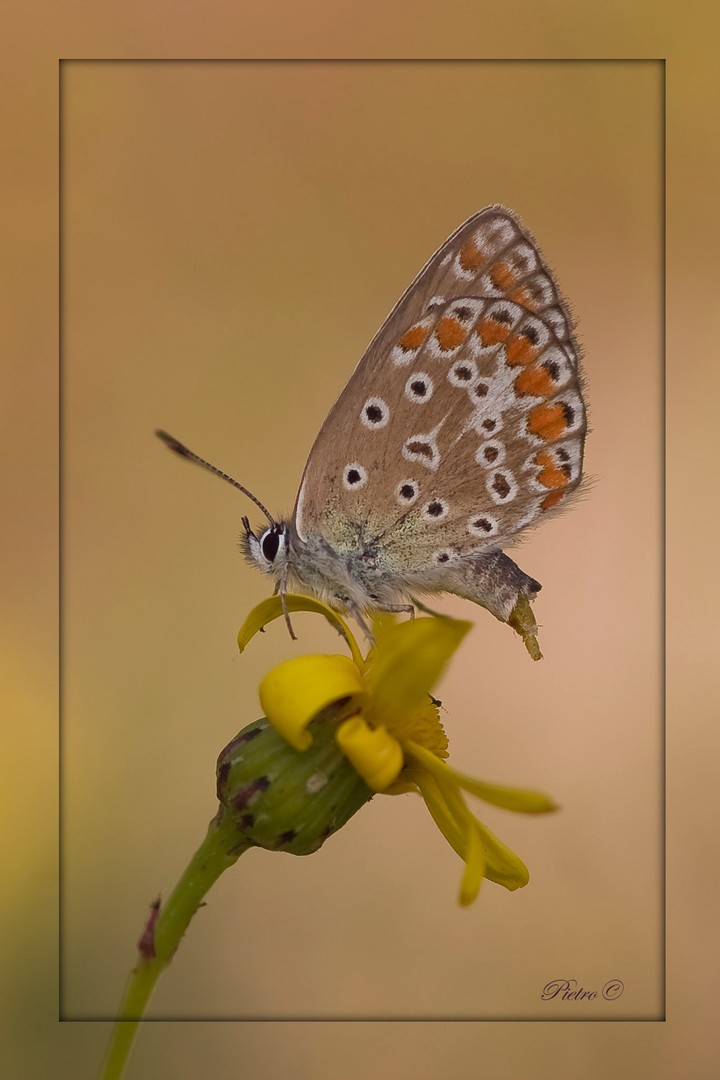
277;829;298;847
241;726;262;743
220;726;263;759
216;761;231;799
232;776;271;811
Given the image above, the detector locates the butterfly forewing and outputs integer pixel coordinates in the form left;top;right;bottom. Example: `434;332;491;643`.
294;206;585;571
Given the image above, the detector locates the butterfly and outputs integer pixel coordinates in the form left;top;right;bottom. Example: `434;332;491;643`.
158;205;586;658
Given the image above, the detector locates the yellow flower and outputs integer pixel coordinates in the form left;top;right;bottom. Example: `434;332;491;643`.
237;596;557;906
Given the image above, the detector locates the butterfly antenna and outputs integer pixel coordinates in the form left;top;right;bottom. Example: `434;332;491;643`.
155;430;275;525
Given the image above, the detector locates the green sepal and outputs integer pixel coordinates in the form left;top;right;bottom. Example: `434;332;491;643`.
216;714;372;856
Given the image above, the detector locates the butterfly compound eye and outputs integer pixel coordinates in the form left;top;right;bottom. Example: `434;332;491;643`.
261;528;281;563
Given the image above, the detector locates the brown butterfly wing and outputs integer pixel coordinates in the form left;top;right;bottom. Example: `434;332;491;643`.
294;206;585;573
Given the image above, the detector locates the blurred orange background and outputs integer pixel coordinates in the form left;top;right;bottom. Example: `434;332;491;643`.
3;4;718;1079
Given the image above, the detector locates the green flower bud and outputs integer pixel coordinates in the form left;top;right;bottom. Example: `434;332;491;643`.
216;709;373;856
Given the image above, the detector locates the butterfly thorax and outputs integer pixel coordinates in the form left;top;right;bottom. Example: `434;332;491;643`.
243;518;420;614
243;514;544;641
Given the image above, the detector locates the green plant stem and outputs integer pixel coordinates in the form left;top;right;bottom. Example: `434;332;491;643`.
99;811;250;1080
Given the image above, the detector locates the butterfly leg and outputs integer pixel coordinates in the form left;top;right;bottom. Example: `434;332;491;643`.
373;602;416;619
278;565;298;641
345;600;415;643
447;551;543;660
343;600;375;643
410;597;445;619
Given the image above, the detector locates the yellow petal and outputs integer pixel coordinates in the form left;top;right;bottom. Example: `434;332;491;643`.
365;616;471;726
475;819;530;891
238;594;364;667
336;716;404;791
367;610;399;650
382;778;417;795
404;739;554;814
404;745;530;899
440;765;558;814
408;767;486;907
259;654;367;751
459;821;486;906
408;768;465;858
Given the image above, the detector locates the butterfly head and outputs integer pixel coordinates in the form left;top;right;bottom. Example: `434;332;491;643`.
242;516;289;579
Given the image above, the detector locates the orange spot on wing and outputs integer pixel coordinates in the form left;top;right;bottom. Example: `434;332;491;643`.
510;287;532;308
399;324;430;351
514;365;556;398
540;490;565;511
533;447;572;489
538;465;569;490
527;402;568;441
435;316;467;351
459;240;485;272
505;334;540;366
489;261;516;291
476;317;510;347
